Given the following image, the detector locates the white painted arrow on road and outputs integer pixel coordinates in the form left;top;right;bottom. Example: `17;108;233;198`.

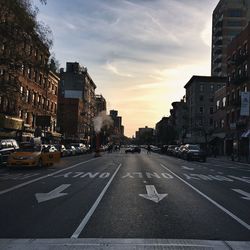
35;184;71;203
232;189;250;200
139;185;168;203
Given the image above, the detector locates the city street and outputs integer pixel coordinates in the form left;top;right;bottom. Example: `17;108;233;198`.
0;150;249;249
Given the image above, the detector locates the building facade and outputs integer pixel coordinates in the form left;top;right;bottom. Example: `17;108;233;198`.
135;126;154;145
59;62;96;142
95;94;106;114
0;2;59;141
169;99;188;144
226;22;250;160
212;86;227;155
184;76;227;144
109;110;124;136
212;0;250;77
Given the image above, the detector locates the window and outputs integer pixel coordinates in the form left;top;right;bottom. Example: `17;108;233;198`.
210;118;213;126
0;68;4;76
227;20;242;26
26;90;29;102
34;71;38;83
32;93;35;103
222;97;226;107
217;84;221;90
27;68;32;79
39;74;43;85
228;9;242;17
210;84;214;92
210;107;214;114
20;86;23;94
244;85;248;92
244;64;248;74
199;95;204;101
199;107;204;113
243;43;248;54
231;111;235;123
216;100;220;110
209;97;214;103
199;84;204;92
221;119;225;128
29;46;32;56
238;68;242;77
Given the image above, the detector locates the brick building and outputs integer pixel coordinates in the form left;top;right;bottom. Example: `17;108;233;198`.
184;76;227;144
59;62;96;142
0;2;59;141
169;99;188;144
212;86;227;155
95;94;106;114
226;22;250;160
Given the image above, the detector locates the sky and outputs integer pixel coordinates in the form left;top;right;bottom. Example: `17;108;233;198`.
34;0;219;137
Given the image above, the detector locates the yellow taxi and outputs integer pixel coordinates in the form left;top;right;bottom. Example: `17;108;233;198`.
7;142;60;167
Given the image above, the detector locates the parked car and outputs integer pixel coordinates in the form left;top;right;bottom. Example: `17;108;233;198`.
65;145;74;156
55;144;68;157
182;144;206;162
125;146;141;153
0;139;19;166
151;145;161;153
71;143;87;154
161;145;168;154
166;145;177;156
176;145;186;158
7;142;60;167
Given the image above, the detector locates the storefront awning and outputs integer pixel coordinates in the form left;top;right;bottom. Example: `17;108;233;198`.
241;130;250;138
0;114;23;130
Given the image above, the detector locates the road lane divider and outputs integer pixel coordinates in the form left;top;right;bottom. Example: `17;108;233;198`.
0;158;98;196
71;163;122;239
232;189;250;200
159;163;250;231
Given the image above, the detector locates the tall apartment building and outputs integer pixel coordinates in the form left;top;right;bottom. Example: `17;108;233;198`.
59;62;96;142
184;76;227;144
211;0;250;77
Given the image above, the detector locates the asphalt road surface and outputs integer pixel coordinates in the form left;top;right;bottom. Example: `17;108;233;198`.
0;149;249;249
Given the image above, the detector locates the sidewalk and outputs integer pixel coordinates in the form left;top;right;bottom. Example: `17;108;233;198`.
208;155;250;166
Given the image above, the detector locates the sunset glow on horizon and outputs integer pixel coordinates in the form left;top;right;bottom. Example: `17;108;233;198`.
35;0;219;137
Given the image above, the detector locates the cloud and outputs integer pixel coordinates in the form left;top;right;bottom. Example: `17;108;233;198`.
104;62;133;77
35;0;219;136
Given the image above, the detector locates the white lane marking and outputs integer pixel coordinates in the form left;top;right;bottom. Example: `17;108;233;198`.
232;189;250;200
0;158;98;196
229;176;250;184
71;163;122;239
181;166;194;171
35;184;71;203
160;163;250;231
139;185;168;203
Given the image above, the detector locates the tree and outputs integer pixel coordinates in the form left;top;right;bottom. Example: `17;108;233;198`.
0;0;52;115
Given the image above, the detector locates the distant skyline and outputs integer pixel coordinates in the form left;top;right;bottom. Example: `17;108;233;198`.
35;0;219;137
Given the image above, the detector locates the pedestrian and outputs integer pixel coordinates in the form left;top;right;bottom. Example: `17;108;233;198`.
147;145;151;154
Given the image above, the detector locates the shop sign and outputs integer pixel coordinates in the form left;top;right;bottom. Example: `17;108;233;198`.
240;92;250;116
